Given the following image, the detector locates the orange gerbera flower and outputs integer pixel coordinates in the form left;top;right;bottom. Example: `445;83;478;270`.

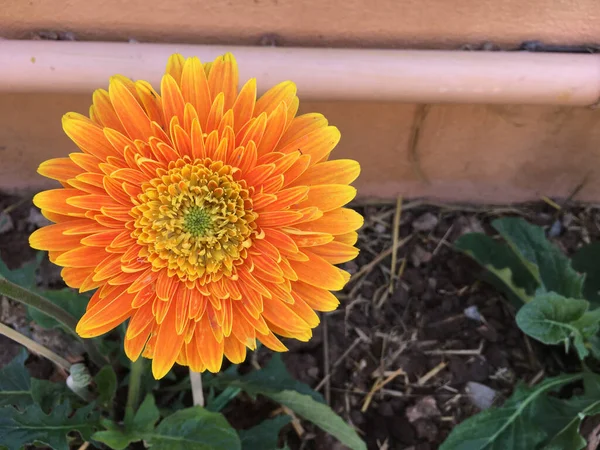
30;53;363;379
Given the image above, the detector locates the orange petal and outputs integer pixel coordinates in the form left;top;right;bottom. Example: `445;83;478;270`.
135;80;165;127
92;89;126;133
181;56;211;128
223;336;247;364
282;154;311;187
293;281;340;312
207;53;239;111
309;241;359;264
205;93;224;134
295;207;364;235
124;323;152;362
33;189;86;217
277;126;341;165
29;224;83;251
152;301;186;379
335;231;359;245
287;230;334;248
38;158;83;182
174;285;190;335
108;77;154;141
262;296;311;333
292;159;360;187
55;247;109;268
257;102;287;157
185;337;206;372
161;74;186;132
256;329;288;352
257;211;304;228
289;250;349;291
255;81;297;117
289;292;320;327
279;113;328;148
126;303;155;339
165;53;185;85
76;287;133;337
232;78;256;133
196;314;224;372
61;267;94;290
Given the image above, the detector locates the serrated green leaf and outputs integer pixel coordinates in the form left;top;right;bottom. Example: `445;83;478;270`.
572;242;600;307
454;233;536;304
268;391;366;450
0;349;31;409
239;415;291;450
133;393;160;433
440;374;581;450
92;394;160;450
541;399;600;450
0;252;43;289
208;355;365;450
95;365;117;408
30;379;77;414
0;402;99;450
90;429;138;450
146;406;240;450
492;217;584;298
515;293;597;359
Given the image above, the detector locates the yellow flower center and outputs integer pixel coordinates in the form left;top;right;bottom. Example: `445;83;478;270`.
131;158;256;282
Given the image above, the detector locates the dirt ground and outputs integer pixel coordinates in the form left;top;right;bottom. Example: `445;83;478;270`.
0;193;595;450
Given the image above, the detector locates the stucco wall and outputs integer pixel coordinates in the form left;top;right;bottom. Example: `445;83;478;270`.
2;0;600;49
2;92;600;203
2;0;600;202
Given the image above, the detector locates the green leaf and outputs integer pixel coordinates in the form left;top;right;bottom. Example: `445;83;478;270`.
572;242;600;307
209;355;365;450
542;398;600;450
28;288;88;330
0;252;43;289
439;373;581;450
212;355;323;403
492;217;584;298
95;365;117;408
516;292;600;359
93;394;161;450
0;349;31;409
148;406;240;450
239;415;291;450
0;402;99;450
206;386;242;412
454;233;536;304
30;379;77;414
269;391;365;450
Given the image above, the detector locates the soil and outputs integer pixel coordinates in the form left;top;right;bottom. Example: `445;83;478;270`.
0;193;597;450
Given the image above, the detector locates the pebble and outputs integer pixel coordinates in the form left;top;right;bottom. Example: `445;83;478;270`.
412;213;439;232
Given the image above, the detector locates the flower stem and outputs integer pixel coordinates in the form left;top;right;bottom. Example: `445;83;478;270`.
190;370;204;406
0;276;108;368
124;357;145;426
0;321;71;371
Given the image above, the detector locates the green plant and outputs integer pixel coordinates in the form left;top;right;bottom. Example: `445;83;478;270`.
0;255;366;450
440;216;600;450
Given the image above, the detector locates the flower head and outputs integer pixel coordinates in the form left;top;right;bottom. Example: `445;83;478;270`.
30;53;363;379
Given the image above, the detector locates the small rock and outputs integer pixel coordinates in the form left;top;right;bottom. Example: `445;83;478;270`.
466;381;498;410
27;207;52;229
0;212;14;234
410;245;432;268
548;219;562;238
464;305;482;322
476;324;499;342
456;215;485;236
412;213;439;232
427;278;437;290
406;396;440;423
374;223;387;234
